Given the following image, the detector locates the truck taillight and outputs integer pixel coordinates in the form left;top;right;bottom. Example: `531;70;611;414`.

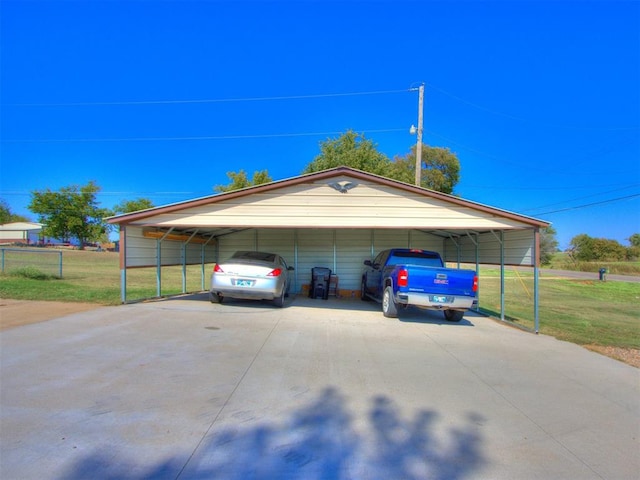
398;269;409;287
473;275;479;292
213;264;224;273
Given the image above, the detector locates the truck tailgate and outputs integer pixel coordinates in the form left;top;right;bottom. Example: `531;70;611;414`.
402;266;477;296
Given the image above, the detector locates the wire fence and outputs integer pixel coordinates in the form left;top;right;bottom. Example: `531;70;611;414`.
0;248;63;278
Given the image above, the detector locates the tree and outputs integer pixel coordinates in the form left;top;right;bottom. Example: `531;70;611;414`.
112;198;154;215
28;181;109;249
0;199;30;224
214;169;273;193
108;198;155;238
303;130;391;176
627;233;640;260
390;145;460;194
539;226;559;265
303;131;462;194
568;234;627;262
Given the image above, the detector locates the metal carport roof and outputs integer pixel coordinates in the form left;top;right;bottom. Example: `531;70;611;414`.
107;166;550;330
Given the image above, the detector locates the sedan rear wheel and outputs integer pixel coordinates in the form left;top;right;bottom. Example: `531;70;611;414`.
273;286;286;308
210;292;223;304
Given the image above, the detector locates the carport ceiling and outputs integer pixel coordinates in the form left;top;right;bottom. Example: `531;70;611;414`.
108;166;549;241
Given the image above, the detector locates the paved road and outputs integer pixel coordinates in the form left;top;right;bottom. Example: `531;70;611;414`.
540;268;640;283
1;295;638;479
501;266;640;283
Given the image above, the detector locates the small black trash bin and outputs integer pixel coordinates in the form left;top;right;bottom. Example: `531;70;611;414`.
310;267;332;300
599;268;607;281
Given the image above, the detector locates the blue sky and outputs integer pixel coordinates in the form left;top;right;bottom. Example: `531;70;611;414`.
1;0;638;249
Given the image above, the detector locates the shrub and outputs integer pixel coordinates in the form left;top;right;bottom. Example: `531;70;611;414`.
569;234;628;262
8;266;56;280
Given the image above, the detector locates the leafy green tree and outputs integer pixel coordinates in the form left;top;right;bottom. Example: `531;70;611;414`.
107;198;155;238
626;246;639;261
28;181;109;249
303;131;461;194
539;226;559;265
303;130;391;176
593;238;627;261
0;199;30;223
627;233;640;260
112;198;154;215
569;234;591;260
569;234;627;262
214;169;273;193
390;145;460;194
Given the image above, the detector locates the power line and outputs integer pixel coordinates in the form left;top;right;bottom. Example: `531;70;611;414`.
465;183;640;192
1;128;406;144
6;83;640;131
520;184;640;211
427;128;639;179
426;83;524;122
4;89;409;107
533;193;640;215
426;82;640;131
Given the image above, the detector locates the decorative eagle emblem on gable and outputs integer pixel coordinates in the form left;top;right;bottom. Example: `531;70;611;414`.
327;182;358;193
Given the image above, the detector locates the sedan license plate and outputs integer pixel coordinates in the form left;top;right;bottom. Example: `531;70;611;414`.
234;279;253;287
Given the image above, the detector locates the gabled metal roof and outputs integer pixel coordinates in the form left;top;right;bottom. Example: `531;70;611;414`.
0;222;43;231
106;166;549;233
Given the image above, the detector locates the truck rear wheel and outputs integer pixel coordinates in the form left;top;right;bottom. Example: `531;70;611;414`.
382;286;398;318
444;310;464;322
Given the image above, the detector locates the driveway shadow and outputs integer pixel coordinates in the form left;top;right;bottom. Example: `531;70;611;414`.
397;307;476;326
58;387;487;479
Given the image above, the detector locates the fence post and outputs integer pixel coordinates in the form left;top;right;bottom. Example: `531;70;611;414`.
1;248;4;274
58;250;63;278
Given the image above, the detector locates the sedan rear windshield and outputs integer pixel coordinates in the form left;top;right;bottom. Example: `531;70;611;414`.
232;251;277;262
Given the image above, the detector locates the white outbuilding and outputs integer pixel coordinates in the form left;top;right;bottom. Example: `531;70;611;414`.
0;222;43;244
107;167;550;329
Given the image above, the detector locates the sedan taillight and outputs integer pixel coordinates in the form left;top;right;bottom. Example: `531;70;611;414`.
267;268;282;277
214;264;224;273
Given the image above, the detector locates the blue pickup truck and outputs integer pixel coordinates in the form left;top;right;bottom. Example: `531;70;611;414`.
361;248;478;321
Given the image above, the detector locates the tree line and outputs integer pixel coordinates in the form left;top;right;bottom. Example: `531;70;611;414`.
569;233;640;263
1;184;153;248
213;130;460;194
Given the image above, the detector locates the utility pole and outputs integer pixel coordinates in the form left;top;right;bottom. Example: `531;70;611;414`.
411;83;425;186
415;83;424;186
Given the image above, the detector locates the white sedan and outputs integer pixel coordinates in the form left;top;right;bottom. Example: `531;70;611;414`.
210;251;294;307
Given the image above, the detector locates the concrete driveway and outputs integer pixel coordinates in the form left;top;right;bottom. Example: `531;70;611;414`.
1;294;638;479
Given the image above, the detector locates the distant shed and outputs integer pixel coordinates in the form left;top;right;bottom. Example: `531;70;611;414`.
0;222;43;244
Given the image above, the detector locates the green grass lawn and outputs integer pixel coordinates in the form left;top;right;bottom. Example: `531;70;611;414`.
0;249;211;305
1;248;639;351
478;270;640;349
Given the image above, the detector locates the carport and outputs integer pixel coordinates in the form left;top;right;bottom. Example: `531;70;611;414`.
107;167;549;330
